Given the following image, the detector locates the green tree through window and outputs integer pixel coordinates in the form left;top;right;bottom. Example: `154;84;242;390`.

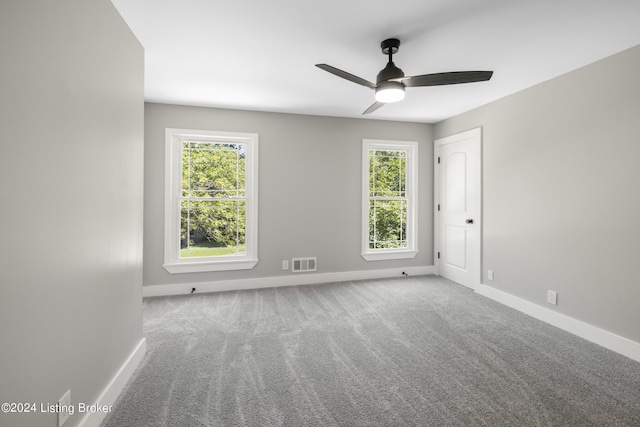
368;149;407;249
180;141;247;258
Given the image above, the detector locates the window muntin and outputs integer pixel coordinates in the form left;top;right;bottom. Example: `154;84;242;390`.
362;140;418;261
164;129;258;273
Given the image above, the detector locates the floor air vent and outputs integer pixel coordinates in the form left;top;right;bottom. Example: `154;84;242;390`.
292;257;317;273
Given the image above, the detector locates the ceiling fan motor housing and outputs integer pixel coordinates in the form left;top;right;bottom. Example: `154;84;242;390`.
377;61;404;84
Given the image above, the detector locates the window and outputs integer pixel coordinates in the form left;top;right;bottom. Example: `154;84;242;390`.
362;139;418;261
164;128;258;273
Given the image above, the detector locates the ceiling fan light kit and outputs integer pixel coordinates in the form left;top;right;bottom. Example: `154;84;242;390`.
316;38;493;115
375;81;405;103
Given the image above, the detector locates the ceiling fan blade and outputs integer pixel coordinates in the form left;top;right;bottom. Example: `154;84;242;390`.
403;71;493;87
316;64;377;89
362;101;385;115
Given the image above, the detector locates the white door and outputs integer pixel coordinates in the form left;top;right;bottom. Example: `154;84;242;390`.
435;128;481;289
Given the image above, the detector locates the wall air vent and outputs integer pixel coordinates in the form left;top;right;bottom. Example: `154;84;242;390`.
292;257;317;273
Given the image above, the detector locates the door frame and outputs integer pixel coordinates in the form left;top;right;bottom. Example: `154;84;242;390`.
433;127;483;290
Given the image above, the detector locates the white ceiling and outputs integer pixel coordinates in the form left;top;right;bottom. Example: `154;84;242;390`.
110;0;640;123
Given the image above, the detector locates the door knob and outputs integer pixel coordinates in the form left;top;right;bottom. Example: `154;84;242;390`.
466;219;474;224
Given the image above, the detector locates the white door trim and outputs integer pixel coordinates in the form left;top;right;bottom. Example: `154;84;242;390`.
434;127;482;289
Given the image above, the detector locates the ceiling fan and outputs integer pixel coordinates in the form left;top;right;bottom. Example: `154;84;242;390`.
316;38;493;115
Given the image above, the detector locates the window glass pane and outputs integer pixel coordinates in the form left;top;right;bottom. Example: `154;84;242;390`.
368;199;407;249
180;199;246;258
182;141;245;198
369;149;406;198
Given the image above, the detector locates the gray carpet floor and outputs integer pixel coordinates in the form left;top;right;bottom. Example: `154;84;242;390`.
101;275;640;426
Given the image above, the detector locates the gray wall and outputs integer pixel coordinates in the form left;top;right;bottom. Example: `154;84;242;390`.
144;104;433;287
434;44;640;343
0;1;144;426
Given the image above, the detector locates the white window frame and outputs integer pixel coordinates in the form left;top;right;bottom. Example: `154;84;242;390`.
362;139;418;261
163;128;258;273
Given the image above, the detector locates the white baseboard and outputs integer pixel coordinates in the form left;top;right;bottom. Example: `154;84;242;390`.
476;284;640;364
143;266;436;297
79;338;147;427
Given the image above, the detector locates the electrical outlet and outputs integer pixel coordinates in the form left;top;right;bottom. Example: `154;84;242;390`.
487;270;494;281
547;290;558;306
282;260;289;271
58;390;71;427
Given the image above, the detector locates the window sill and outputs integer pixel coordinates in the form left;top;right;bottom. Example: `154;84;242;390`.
163;258;258;274
361;250;418;262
